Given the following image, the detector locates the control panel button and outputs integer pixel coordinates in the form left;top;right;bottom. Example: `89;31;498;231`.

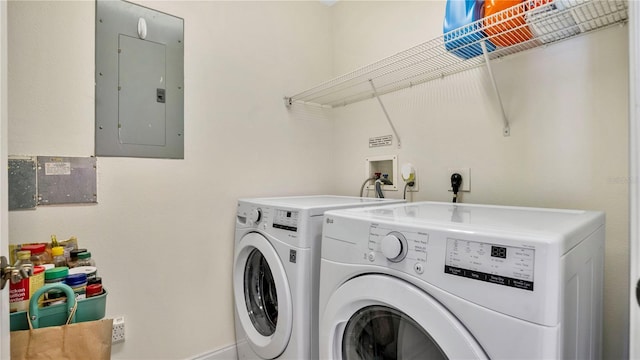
248;208;261;224
368;252;376;262
381;232;407;262
414;263;424;274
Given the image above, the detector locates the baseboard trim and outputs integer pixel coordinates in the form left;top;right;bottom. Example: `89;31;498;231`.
190;343;237;360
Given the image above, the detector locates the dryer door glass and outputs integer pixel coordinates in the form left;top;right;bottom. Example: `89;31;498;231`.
244;248;278;336
342;305;447;360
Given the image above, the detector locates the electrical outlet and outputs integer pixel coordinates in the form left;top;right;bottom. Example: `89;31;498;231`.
447;168;470;192
112;316;125;344
402;163;419;192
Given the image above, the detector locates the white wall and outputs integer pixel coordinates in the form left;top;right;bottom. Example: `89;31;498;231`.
7;0;630;359
329;1;629;358
7;1;333;358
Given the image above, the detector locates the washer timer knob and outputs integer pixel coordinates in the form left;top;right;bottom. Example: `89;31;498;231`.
248;208;262;224
381;232;408;262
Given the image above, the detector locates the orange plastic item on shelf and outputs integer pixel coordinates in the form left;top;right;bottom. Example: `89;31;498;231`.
483;0;533;47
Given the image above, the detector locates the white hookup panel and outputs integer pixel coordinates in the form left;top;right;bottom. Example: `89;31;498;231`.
365;155;398;191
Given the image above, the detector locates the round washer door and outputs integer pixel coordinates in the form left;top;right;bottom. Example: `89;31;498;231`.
234;232;293;359
320;274;488;360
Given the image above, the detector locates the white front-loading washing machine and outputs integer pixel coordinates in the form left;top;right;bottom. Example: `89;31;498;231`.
319;201;605;359
234;195;405;359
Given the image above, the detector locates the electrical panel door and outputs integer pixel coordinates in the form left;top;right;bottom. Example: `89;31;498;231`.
96;0;184;159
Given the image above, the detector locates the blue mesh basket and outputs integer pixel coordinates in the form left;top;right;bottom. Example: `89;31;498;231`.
443;0;496;59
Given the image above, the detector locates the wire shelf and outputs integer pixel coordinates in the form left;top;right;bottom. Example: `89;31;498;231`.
286;0;628;108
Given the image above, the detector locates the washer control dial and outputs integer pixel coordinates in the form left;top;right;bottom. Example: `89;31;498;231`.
248;208;262;224
381;232;408;262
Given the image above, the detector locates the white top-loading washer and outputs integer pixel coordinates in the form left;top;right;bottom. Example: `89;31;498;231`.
233;195;405;359
319;201;605;359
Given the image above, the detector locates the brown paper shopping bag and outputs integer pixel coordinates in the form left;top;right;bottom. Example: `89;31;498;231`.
10;318;113;360
10;283;112;360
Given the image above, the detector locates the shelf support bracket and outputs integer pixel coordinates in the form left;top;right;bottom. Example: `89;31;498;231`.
369;79;401;148
480;41;510;137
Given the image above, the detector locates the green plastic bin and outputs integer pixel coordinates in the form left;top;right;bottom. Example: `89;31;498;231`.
10;283;107;331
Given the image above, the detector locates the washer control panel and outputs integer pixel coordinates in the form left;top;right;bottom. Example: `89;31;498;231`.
368;225;428;272
444;238;535;291
272;209;299;232
365;224;536;292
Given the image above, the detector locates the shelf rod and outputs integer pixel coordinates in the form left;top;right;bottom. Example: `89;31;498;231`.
369;79;402;149
480;41;510;137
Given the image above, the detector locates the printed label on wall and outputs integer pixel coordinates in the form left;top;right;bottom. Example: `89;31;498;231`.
45;162;71;175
